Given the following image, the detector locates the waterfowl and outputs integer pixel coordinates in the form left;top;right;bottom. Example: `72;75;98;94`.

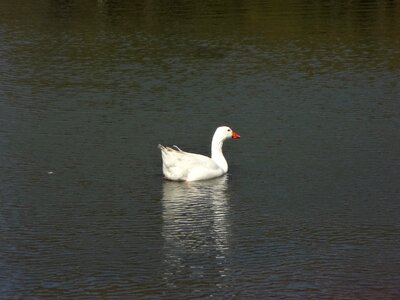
158;126;240;181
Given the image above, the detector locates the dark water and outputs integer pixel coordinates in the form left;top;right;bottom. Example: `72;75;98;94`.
1;0;400;298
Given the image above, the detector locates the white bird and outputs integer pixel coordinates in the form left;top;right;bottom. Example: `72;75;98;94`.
158;126;240;181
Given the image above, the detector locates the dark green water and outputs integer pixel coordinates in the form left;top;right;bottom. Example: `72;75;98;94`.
1;0;399;298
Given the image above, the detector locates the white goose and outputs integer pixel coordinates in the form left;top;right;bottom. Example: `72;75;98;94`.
158;126;240;181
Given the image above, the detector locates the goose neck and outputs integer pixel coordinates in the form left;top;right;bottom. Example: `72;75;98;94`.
211;137;228;172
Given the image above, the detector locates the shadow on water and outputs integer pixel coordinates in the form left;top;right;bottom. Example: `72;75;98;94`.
161;176;232;295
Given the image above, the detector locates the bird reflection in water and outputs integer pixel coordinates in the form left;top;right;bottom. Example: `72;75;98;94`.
161;175;231;289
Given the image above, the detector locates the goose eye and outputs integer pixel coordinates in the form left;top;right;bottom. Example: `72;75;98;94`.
227;129;231;132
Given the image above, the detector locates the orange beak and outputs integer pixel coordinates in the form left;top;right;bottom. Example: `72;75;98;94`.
231;130;241;139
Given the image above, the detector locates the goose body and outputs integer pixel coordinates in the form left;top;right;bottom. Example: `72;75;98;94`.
158;126;240;181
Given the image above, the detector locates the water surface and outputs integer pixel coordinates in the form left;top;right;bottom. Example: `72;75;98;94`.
0;0;399;298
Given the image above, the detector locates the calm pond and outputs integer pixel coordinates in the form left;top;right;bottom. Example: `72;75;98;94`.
0;0;399;298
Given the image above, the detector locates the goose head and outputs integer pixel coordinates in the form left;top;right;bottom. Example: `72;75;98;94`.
214;126;241;141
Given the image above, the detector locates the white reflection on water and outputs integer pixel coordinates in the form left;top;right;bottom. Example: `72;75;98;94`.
161;176;231;288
